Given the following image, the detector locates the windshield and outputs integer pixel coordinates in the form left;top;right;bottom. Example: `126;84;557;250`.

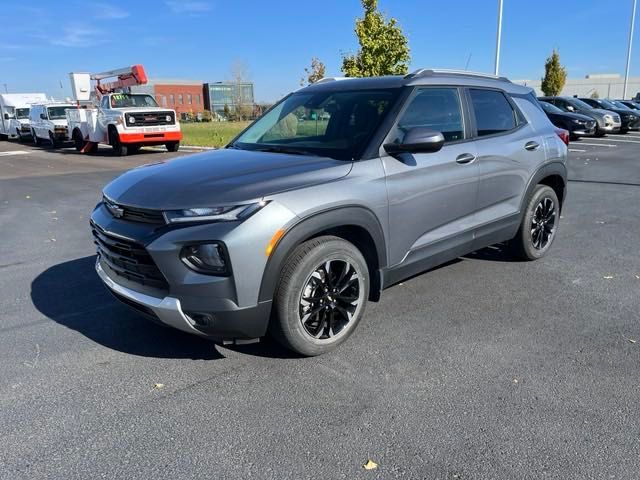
568;98;594;110
540;101;563;114
596;99;621;110
110;94;159;108
232;89;400;160
16;108;29;119
609;100;631;110
47;106;75;120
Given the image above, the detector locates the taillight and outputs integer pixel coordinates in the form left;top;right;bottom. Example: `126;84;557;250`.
555;128;570;146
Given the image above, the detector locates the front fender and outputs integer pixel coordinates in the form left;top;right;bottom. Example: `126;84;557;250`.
257;206;387;303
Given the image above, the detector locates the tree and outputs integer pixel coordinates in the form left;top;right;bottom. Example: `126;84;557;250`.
590;90;600;99
229;60;252;121
541;50;567;96
341;0;410;77
300;57;326;86
223;103;231;120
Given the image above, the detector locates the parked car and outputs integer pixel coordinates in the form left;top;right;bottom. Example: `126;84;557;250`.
92;69;567;356
29;102;78;148
0;93;47;140
578;97;640;132
539;101;596;139
614;99;640;111
539;96;620;136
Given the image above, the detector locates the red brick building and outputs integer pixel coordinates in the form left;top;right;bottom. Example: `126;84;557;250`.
132;79;205;118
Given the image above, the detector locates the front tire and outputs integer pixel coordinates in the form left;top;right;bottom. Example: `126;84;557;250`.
510;185;560;260
271;236;369;356
165;141;180;152
48;131;59;149
73;129;84;152
109;127;128;156
33;130;41;146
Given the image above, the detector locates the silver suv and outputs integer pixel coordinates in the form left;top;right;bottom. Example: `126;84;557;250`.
91;69;567;356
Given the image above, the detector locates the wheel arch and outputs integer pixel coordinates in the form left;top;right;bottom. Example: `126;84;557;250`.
521;162;567;213
258;206;387;303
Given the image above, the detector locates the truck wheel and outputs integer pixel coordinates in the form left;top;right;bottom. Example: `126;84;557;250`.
109;128;128;156
16;129;24;143
271;235;369;356
48;132;59;149
510;185;560;261
165;141;180;152
73;129;84;152
33;130;41;146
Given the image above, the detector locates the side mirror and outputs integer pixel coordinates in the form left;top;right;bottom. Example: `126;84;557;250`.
384;127;445;155
565;105;575;112
40;113;47;119
3;113;9;120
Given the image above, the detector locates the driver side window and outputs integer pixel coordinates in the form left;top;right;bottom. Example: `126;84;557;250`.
394;88;464;143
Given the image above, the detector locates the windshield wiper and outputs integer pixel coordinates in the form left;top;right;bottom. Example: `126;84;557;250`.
252;145;320;156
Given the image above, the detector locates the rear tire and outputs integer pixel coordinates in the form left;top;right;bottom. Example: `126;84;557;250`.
510;185;560;261
73;129;84;152
271;236;369;356
165;141;180;152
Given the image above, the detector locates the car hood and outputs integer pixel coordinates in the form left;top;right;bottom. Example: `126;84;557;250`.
588;108;618;118
550;111;594;122
103;148;353;210
112;107;175;114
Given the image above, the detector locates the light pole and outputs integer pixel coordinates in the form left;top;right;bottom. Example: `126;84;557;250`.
623;0;637;99
494;0;504;75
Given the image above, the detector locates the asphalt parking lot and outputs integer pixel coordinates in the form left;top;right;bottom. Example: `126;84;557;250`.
1;137;639;479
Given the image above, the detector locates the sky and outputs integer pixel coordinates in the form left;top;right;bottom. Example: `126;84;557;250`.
0;0;638;102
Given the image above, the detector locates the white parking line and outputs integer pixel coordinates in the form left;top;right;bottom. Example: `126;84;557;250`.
573;142;617;147
591;137;640;144
568;148;586;152
0;150;29;157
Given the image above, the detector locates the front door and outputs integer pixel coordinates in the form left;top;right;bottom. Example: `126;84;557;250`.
382;87;479;267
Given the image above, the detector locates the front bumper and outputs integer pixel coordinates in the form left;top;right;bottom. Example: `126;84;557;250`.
599;122;621;133
119;130;182;144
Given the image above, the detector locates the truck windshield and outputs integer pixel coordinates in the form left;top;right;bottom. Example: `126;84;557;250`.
110;94;159;108
16;108;29;119
47;106;75;119
232;89;400;161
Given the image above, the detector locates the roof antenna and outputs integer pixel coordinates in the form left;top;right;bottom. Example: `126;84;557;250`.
464;53;472;71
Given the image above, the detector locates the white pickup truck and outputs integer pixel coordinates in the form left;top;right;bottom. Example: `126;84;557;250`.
67;92;182;155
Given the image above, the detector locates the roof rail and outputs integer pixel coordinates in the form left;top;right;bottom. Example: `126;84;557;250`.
405;68;511;83
314;77;349;84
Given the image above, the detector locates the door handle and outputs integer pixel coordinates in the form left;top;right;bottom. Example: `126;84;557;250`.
455;153;476;164
524;141;540;151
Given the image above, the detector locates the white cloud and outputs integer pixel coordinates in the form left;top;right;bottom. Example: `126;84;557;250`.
49;27;104;48
164;1;212;14
93;3;130;19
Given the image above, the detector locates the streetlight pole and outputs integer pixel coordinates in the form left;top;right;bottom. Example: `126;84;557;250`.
494;0;504;75
623;0;637;99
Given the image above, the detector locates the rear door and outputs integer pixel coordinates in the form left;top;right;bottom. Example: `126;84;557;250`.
468;88;547;242
382;86;479;266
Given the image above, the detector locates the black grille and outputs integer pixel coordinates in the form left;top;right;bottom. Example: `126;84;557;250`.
91;222;169;290
104;197;165;224
126;111;175;126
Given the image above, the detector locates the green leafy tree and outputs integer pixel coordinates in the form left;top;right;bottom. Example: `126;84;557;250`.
541;50;567;96
223;103;231;120
300;57;327;86
590;90;600;99
341;0;410;77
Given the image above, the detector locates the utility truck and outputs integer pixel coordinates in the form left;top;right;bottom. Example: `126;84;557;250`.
0;93;48;140
67;65;182;155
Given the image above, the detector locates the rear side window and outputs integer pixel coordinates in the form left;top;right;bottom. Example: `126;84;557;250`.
396;87;464;143
469;89;517;137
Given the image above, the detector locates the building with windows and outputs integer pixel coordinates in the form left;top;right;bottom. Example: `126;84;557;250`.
131;79;205;118
204;82;255;117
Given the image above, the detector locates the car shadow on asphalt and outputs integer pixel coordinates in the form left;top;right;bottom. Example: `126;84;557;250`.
31;255;299;360
30;255;226;360
464;243;516;262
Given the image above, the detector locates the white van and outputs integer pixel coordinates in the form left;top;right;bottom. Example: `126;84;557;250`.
0;93;48;140
29;102;78;148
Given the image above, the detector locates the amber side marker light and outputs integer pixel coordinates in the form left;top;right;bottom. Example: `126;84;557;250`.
265;229;285;257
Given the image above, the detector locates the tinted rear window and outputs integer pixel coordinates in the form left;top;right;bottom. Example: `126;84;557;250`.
469;89;517;137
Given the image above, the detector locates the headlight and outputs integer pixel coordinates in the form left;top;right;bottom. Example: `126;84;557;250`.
163;201;267;224
181;242;229;275
128;116;136;124
165;115;172;122
572;119;583;124
603;114;613;121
